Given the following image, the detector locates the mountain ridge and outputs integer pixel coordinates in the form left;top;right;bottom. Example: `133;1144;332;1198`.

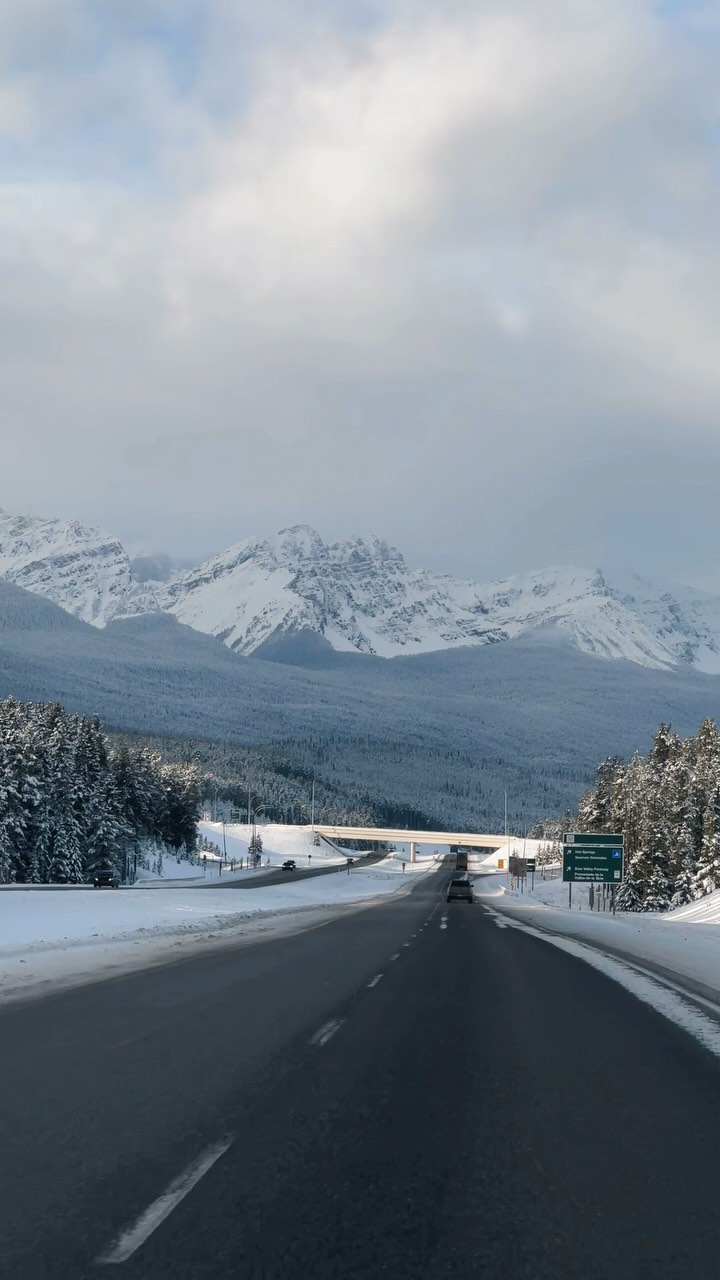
3;509;720;673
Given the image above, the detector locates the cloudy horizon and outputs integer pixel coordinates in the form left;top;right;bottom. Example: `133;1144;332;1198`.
1;1;718;587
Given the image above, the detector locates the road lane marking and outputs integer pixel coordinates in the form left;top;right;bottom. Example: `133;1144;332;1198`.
310;1018;345;1047
98;1136;234;1264
367;974;384;988
509;922;720;1063
390;952;401;961
403;942;411;947
440;916;448;930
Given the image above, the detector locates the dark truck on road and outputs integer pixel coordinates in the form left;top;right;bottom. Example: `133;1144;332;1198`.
453;846;469;873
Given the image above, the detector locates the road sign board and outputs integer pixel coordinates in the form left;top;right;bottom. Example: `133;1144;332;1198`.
526;859;537;872
562;833;624;883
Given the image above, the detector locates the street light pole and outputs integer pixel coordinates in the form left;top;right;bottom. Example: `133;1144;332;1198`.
505;790;510;887
311;780;316;829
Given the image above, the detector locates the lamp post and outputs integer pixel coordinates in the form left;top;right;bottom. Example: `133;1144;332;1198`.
505;790;510;887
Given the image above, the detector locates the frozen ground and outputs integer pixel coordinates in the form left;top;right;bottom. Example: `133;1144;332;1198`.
476;872;720;996
0;847;438;1005
134;824;349;885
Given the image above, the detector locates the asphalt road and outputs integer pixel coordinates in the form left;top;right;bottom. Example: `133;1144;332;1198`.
4;875;720;1278
205;852;386;890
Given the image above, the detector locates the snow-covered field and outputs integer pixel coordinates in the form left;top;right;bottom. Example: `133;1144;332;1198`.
133;823;349;885
0;841;437;1005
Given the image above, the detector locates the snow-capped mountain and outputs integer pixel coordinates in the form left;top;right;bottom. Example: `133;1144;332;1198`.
3;510;720;673
159;526;720;672
0;509;158;626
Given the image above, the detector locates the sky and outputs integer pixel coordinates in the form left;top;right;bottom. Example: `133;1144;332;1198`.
1;0;719;586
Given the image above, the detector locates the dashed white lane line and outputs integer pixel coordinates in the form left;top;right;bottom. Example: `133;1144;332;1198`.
403;942;411;948
390;952;401;961
367;974;384;988
309;1018;345;1047
98;1136;234;1265
440;916;448;930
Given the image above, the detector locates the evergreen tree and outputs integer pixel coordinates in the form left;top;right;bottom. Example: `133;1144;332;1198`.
692;785;720;899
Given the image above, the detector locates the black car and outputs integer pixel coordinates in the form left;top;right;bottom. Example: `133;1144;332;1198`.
447;875;473;903
93;869;120;889
282;860;297;871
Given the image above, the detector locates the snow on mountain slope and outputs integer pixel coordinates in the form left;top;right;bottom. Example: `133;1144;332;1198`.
609;572;720;675
0;509;157;626
160;526;509;658
159;527;720;670
4;509;720;672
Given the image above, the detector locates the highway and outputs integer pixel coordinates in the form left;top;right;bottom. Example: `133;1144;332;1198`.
206;851;386;890
3;873;720;1278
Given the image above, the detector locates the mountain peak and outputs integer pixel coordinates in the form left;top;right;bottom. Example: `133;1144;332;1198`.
272;526;326;565
0;507;158;627
3;512;720;673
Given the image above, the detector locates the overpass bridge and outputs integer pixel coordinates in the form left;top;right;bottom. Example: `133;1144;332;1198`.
311;825;509;863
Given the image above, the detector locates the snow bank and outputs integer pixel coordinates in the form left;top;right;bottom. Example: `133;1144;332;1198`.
197;822;347;867
665;888;720;924
0;852;437;1005
135;855;204;882
476;875;720;997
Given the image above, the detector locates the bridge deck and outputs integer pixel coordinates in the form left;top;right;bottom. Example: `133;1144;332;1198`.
312;825;507;849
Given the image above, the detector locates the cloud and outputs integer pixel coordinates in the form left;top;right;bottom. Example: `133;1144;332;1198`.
1;0;719;584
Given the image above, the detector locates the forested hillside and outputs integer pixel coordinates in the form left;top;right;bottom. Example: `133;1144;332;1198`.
0;699;200;883
107;730;443;831
575;719;720;910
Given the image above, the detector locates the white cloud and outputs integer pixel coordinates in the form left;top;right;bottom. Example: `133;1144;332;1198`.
1;1;719;583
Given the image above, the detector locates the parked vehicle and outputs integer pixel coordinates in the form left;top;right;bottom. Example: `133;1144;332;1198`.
93;869;120;889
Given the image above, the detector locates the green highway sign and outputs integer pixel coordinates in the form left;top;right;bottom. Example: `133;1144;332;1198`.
562;833;624;884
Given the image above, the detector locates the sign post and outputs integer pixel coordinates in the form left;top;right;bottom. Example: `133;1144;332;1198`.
563;833;624;909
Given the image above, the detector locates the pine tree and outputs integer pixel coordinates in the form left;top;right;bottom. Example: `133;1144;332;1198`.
692;785;720;899
615;857;644;912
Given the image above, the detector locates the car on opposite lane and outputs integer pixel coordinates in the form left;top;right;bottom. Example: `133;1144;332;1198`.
282;860;297;871
93;869;120;889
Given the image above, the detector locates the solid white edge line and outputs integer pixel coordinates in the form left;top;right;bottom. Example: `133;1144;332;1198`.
98;1136;234;1265
491;909;720;1016
367;974;384;988
505;919;720;1063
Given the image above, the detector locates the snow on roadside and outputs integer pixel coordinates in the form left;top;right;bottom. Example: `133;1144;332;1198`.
475;874;720;996
135;854;205;882
198;822;346;866
134;824;348;887
0;852;437;1005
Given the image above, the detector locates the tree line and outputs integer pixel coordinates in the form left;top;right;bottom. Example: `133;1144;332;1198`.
0;698;200;883
571;719;720;911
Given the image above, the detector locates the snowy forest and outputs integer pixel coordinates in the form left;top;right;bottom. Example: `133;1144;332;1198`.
0;698;200;884
573;719;720;911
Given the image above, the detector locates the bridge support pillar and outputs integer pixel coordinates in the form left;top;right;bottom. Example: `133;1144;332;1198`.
410;841;417;864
